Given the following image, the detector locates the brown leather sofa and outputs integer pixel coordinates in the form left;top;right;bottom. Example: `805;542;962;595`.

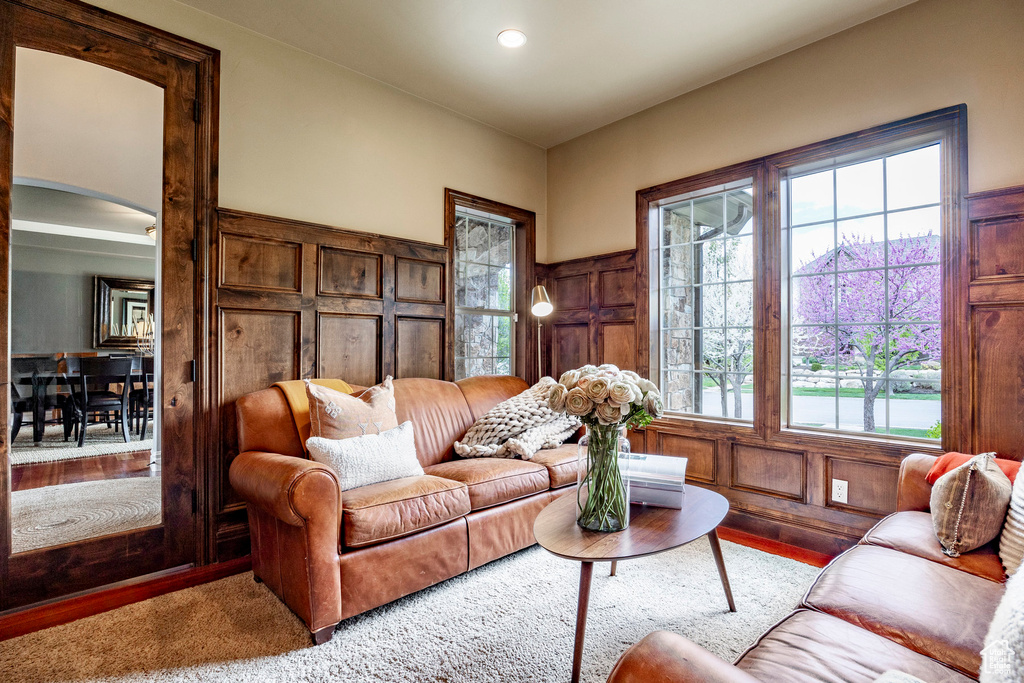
228;375;578;644
607;452;1007;683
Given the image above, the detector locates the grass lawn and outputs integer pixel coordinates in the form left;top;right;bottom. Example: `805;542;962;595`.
790;387;940;400
888;427;933;439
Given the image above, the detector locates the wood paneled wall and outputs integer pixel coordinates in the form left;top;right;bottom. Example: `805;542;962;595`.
965;185;1024;459
539;250;639;378
210;208;449;560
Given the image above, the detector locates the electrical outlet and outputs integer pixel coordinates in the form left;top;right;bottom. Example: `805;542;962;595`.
832;478;849;504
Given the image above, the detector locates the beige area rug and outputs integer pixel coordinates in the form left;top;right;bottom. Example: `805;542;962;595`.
0;539;819;682
11;423;154;466
10;477;161;553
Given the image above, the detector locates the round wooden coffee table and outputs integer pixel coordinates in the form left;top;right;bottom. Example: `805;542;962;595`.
534;485;735;683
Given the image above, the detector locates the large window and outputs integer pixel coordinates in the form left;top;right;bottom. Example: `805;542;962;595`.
785;144;942;439
654;179;755;421
639;107;963;446
453;208;515;379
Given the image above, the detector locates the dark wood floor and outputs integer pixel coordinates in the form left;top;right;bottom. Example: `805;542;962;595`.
11;450;158;492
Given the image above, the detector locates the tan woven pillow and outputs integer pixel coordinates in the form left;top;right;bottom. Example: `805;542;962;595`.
306;377;398;440
931;453;1011;557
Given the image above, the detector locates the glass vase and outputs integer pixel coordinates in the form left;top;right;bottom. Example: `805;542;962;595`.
577;424;631;532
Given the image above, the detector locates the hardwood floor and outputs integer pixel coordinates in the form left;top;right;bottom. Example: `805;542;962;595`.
11;450;158;492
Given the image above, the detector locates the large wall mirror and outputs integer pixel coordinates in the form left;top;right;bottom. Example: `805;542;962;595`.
9;48;163;553
0;0;216;611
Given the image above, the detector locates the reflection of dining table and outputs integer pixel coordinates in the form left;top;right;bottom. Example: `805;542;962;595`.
19;372;145;445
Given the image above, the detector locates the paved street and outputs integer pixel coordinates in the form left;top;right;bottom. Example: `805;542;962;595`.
700;390;940;431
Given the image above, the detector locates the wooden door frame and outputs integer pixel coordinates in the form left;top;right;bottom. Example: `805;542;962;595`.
444;189;538;383
0;0;218;609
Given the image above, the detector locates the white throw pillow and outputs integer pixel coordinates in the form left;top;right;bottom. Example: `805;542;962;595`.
306;421;423;491
1000;473;1024;576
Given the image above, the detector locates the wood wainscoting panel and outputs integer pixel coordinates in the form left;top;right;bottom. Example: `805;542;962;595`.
317;314;381;386
219;233;301;292
396;317;444;379
599;321;637;372
599;268;635;308
218;309;300;507
731;445;805;502
972;217;1024;280
966;187;1024;461
656;433;716;483
219;309;301;399
553;323;590;378
825;456;899;515
543;251;637;378
319;247;382;299
396;257;444;304
972;305;1024;458
553;274;590;311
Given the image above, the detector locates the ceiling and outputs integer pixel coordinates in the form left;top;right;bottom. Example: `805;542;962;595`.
11;184;157;245
178;0;918;148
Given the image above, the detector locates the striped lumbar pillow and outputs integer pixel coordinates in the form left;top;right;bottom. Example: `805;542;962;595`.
1000;472;1024;576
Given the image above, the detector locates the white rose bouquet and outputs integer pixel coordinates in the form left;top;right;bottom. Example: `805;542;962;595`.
547;364;664;532
548;364;663;430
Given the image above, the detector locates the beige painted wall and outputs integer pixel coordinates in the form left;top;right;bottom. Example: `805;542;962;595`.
87;0;549;258
546;0;1024;262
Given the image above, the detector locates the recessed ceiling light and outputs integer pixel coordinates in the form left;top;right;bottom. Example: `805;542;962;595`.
497;29;527;48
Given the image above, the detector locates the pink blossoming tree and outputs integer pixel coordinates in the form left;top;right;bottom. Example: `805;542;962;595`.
794;233;940;432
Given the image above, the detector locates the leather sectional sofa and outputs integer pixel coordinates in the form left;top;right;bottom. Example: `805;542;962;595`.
229;375;578;644
606;452;1007;682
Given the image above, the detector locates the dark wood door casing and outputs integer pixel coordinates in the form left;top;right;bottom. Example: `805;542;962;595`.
210;208;450;560
0;0;219;609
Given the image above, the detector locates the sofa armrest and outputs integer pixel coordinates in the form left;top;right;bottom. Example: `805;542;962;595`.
229;451;343;638
229;450;340;526
896;452;938;512
607;631;761;683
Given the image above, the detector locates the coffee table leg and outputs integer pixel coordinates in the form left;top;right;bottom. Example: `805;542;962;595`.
707;529;736;612
572;561;594;683
609;560;617;576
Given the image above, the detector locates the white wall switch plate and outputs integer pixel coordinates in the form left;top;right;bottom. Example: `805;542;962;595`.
832;478;849;504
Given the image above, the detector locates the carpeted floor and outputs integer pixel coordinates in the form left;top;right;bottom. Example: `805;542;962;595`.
0;539;819;682
10;477;162;553
11;423;154;466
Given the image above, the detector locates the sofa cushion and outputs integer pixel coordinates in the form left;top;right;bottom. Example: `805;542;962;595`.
341;475;470;548
529;444;579;488
393;378;476;467
802;545;1004;677
456;374;530;421
424;458;549;510
860;511;1005;582
736;610;974;683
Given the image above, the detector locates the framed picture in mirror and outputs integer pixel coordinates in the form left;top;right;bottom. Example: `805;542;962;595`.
93;275;155;349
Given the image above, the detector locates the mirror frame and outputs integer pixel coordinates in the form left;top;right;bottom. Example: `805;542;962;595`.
0;0;219;613
93;275;156;349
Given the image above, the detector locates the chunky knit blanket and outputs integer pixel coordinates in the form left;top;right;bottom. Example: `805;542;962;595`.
454;377;581;460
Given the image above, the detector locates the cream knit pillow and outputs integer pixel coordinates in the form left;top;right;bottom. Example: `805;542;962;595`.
1000;473;1024;576
981;566;1024;682
307;421;423;491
